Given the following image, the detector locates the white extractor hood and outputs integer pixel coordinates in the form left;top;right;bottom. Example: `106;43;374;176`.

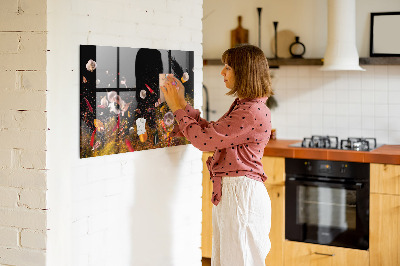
320;0;365;71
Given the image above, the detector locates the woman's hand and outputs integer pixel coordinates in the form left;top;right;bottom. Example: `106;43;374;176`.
168;75;187;108
161;76;186;113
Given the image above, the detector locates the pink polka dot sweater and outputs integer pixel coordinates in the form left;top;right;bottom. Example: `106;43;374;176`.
173;97;272;206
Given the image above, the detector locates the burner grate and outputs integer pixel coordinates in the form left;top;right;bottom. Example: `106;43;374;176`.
301;135;339;149
340;137;377;151
296;136;378;151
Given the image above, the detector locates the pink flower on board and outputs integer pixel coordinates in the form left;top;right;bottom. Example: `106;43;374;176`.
86;59;97;72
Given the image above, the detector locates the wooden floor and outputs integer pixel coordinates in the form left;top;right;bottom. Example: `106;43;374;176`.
202;257;211;266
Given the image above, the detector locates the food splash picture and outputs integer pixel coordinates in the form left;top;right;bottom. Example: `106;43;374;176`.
80;45;194;158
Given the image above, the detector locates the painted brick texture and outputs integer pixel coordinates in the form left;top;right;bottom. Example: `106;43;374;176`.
46;0;203;266
3;0;203;265
0;0;48;265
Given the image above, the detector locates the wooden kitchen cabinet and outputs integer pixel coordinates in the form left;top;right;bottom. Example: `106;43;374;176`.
262;156;285;266
284;241;369;266
370;163;400;266
264;184;285;266
370;193;400;266
261;156;285;186
370;163;400;195
202;152;213;258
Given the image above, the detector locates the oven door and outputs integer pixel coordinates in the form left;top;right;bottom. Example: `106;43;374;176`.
285;177;369;250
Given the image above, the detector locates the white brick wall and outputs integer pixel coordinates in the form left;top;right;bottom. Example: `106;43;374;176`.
46;1;203;266
0;227;19;247
0;248;46;266
0;0;48;265
21;229;47;250
0;187;19;208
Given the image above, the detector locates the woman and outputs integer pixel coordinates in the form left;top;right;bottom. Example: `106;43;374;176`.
161;44;273;266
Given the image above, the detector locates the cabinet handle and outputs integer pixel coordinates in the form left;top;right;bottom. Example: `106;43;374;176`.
314;252;335;257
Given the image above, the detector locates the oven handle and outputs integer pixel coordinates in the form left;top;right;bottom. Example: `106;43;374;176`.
286;177;364;189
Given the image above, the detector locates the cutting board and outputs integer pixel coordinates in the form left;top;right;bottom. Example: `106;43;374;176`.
231;16;249;48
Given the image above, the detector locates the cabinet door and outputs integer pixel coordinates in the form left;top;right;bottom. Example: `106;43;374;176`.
370;193;400;266
284;241;369;266
265;185;284;266
261;156;285;185
202;152;213;258
370;163;400;195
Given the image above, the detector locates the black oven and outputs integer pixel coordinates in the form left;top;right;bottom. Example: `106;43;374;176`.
285;158;369;250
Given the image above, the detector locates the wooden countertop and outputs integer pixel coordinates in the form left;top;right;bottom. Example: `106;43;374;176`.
263;139;400;165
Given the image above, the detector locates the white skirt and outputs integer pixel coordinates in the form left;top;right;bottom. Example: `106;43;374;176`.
212;176;271;266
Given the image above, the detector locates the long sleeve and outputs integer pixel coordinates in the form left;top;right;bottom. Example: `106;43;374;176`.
173;97;271;206
170;103;210;137
183;104;210;128
173;105;257;152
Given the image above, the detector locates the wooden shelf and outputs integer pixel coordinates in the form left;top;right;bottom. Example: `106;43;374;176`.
203;58;323;67
268;58;322;67
203;57;400;67
359;57;400;65
202;59;223;66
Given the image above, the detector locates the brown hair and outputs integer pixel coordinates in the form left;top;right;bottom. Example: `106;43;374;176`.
221;44;273;99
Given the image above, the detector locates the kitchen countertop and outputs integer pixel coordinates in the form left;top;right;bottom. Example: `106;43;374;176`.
263;139;400;165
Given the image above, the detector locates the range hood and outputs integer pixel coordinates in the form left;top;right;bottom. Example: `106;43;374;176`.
320;0;365;71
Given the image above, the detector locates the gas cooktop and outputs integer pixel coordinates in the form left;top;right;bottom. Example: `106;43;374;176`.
289;135;382;151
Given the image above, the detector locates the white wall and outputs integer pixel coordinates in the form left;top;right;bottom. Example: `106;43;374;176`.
204;0;326;59
46;0;203;266
203;0;400;145
204;64;400;145
0;0;48;265
203;0;400;58
270;65;400;144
